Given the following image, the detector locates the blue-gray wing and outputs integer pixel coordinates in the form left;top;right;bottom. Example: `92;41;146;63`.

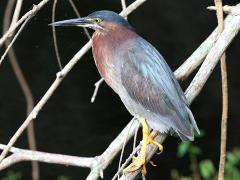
120;36;199;140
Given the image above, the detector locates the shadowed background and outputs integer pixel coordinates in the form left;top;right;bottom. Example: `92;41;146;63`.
0;0;239;179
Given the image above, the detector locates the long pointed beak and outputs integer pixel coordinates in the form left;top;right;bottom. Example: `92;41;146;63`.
49;18;93;27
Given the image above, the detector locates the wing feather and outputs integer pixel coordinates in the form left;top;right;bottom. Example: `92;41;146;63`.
120;37;199;140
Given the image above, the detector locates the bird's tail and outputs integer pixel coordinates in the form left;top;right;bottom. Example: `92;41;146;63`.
186;107;200;135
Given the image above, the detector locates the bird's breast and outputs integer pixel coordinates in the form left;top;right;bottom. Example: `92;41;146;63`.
92;34;121;93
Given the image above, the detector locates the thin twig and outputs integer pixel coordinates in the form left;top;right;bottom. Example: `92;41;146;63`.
11;0;23;25
121;0;128;20
214;1;229;180
68;0;91;39
117;119;135;180
86;119;140;180
91;78;104;103
51;0;91;69
52;0;63;70
0;144;95;170
3;1;39;179
112;144;141;180
207;5;232;14
0;0;50;49
0;17;31;65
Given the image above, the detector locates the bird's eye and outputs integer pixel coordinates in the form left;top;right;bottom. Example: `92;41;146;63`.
95;18;102;23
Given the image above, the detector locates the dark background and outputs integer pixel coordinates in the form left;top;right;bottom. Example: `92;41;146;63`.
0;0;240;179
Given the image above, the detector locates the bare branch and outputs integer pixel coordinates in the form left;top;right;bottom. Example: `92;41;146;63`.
52;0;63;70
91;78;104;103
112;144;141;180
3;0;39;179
0;144;95;170
86;119;139;180
174;13;235;81
0;40;92;165
0;0;51;48
68;0;91;39
185;5;240;104
207;5;232;14
214;1;229;180
121;0;128;20
11;0;23;25
0;17;30;65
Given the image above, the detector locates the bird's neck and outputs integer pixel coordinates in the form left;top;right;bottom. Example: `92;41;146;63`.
92;24;135;48
91;26;136;92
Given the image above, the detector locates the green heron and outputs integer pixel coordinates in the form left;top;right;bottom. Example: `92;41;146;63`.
51;10;199;175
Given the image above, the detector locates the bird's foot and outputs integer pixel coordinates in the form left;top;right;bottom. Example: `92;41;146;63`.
124;155;147;175
123;131;163;175
123;116;163;176
148;131;163;153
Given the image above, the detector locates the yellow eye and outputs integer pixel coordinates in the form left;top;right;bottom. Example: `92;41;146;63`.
95;18;102;23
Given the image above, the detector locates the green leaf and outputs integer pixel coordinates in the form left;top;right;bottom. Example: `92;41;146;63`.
199;159;215;179
177;141;191;158
227;152;238;166
189;146;202;156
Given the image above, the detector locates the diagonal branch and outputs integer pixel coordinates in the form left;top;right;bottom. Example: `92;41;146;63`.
185;4;240;104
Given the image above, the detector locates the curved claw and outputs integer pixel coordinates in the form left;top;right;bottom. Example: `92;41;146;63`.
123;156;147;175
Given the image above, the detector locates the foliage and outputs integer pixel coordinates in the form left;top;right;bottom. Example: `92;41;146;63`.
1;171;22;180
57;175;71;180
171;131;240;180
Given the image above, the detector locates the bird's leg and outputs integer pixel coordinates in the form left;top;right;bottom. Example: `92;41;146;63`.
124;116;148;175
123;117;164;176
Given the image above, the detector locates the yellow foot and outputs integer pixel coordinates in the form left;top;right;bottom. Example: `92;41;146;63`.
148;131;163;153
124;155;147;175
123;116;163;176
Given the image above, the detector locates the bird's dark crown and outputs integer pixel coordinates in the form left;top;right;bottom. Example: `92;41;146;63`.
87;10;132;29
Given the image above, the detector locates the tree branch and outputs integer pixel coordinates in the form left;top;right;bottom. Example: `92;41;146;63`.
185;4;240;104
174;9;237;81
0;144;95;170
214;1;229;180
0;0;51;49
3;0;39;179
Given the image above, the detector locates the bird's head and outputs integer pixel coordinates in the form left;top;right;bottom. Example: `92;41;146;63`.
50;10;133;32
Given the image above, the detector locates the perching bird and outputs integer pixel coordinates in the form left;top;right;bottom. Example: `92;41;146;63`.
51;10;199;175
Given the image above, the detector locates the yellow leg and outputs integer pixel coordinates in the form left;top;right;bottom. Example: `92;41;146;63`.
123;116;163;176
124;116;148;175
